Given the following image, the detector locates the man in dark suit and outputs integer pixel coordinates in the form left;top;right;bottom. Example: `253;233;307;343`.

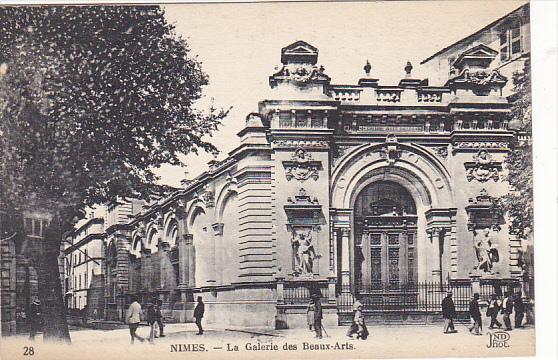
312;293;323;339
194;296;205;335
514;296;525;328
501;292;514;331
27;297;42;341
468;293;482;335
442;291;457;333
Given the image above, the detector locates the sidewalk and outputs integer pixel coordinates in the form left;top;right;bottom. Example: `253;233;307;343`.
2;321;535;360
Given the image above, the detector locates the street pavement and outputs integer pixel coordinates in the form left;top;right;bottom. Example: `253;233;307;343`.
1;321;535;360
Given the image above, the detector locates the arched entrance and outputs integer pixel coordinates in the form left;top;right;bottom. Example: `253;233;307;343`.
354;181;418;293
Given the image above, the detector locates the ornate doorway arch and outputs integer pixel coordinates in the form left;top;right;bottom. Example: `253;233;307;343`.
330;141;456;295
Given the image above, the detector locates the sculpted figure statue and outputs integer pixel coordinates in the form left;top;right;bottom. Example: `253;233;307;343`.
474;228;499;273
293;230;319;276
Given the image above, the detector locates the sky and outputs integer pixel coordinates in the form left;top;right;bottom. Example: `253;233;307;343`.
156;0;528;187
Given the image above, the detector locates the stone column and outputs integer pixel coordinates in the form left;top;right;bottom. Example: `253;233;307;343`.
429;228;442;283
340;228;351;288
212;223;224;285
141;249;151;293
186;234;195;288
158;241;171;306
177;233;195;302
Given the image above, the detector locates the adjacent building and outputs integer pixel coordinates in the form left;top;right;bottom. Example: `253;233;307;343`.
63;217;105;315
420;3;530;98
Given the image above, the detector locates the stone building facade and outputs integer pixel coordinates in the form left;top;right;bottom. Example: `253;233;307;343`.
83;39;528;328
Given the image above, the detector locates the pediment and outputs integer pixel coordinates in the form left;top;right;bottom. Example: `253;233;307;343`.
281;40;319;65
454;44;498;70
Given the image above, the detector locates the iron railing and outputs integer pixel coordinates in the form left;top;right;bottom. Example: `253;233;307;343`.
283;281;329;305
337;280;521;314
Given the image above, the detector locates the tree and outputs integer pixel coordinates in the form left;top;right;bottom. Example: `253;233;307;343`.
0;6;228;342
500;58;532;240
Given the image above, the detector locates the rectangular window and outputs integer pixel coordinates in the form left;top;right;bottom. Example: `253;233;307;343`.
31;219;40;237
511;39;521;54
500;31;510;61
85;273;88;288
24;218;33;235
499;32;508;45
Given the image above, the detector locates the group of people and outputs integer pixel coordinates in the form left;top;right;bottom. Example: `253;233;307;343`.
126;295;205;344
442;290;526;336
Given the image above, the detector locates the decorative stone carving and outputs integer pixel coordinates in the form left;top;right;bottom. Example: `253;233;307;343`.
332;145;357;167
291;228;320;277
465;188;503;231
454;141;508;149
434;146;448;159
269;41;330;88
272;139;329;149
445;44;507;95
283;148;322;182
473;227;499;274
194;185;215;208
379;134;401;165
465;150;502;182
154;211;164;227
284;188;323;278
271;64;327;86
417;91;443;102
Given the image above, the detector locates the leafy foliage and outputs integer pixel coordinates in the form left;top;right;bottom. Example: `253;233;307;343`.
0;6;228;215
500;58;532;239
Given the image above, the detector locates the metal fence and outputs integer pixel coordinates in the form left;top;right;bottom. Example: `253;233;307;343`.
283;281;329;305
337;280;521;314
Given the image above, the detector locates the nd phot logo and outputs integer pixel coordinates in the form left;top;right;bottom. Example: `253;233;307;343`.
486;330;510;348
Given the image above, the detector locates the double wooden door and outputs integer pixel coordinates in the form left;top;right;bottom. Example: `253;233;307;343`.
356;218;417;291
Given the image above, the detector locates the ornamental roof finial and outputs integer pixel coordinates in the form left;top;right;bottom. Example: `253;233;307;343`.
364;60;371;76
405;61;413;76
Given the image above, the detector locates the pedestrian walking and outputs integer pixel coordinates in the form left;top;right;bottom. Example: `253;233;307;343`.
346;296;363;338
468;293;482;335
311;293;323;339
354;302;368;340
155;299;165;337
501;292;513;331
514;295;525;328
441;291;457;334
126;296;145;344
92;308;98;320
146;302;157;344
194;296;204;335
306;300;315;331
27;297;42;341
487;294;502;329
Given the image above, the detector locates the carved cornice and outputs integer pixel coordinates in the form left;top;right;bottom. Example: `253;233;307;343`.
272;139;330;149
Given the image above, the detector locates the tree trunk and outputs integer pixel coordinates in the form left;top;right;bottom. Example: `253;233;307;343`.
37;214;71;343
